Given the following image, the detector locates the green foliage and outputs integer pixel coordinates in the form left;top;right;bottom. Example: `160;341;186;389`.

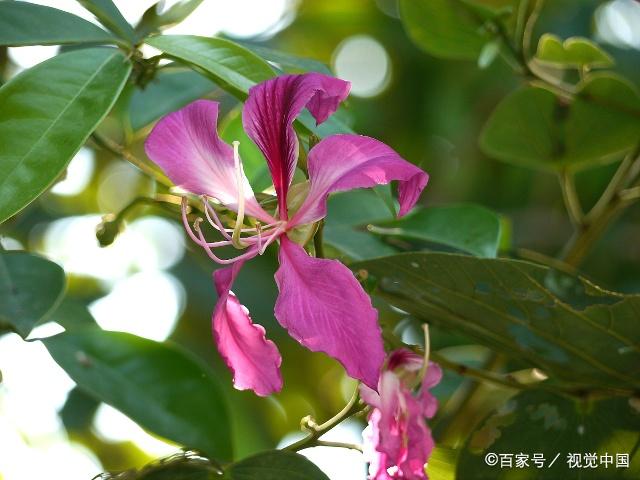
223;451;330;480
0;251;65;338
146;35;275;95
43;330;233;461
77;0;137;44
354;253;640;392
128;69;215;131
536;34;614;69
457;390;640;478
136;0;204;38
0;48;131;223
400;0;489;60
370;204;503;258
0;2;116;47
480;75;640;169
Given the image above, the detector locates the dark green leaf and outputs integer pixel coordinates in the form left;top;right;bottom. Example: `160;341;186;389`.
480;75;640;169
0;48;131;223
0;251;65;338
146;35;274;95
458;390;640;478
77;0;136;44
224;451;329;480
0;2;116;47
536;34;614;69
47;298;98;331
369;204;502;258
43;330;233;460
324;190;397;261
354;253;640;392
400;0;489;60
129;69;215;131
136;0;204;37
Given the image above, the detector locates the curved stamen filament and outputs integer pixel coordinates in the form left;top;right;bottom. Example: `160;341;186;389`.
231;141;246;249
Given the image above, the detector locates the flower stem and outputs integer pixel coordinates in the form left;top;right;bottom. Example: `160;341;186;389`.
284;384;365;453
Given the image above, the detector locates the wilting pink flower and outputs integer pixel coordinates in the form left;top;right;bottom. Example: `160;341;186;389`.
360;349;442;479
145;73;428;396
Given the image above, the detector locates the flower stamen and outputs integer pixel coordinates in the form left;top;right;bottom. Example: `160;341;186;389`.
231;141;247;249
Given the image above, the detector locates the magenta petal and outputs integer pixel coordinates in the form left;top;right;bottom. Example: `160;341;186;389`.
213;259;283;396
145;100;273;223
290;134;429;227
274;237;384;389
242;74;350;215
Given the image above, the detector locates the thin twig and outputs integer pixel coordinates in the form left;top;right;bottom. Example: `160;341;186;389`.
559;168;585;227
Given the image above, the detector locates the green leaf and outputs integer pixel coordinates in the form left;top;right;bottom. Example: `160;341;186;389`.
324;190;397;261
146;35;275;96
427;446;459;480
480;75;640;169
129;69;215;131
458;390;640;478
77;0;136;44
136;0;204;37
0;2;116;47
47;298;98;331
369;204;502;258
0;251;65;338
43;330;233;460
353;253;640;392
237;42;333;75
219;108;271;192
399;0;489;60
224;451;329;480
536;34;614;69
0;48;131;223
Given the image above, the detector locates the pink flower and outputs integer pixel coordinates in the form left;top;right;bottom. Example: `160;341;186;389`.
144;73;428;396
360;349;442;479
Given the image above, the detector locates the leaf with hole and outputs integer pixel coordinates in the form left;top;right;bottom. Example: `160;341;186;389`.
354;253;640;393
0;251;65;338
0;48;131;223
0;2;116;47
457;390;640;478
44;330;233;461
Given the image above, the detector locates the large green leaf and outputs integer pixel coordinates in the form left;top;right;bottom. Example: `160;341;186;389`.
238;42;333;75
136;0;204;37
129;69;215;131
77;0;136;44
354;253;640;392
44;330;233;460
535;34;614;69
400;0;489;60
224;451;329;480
480;75;640;169
0;251;65;338
0;2;116;47
146;35;274;95
458;390;640;478
0;48;131;223
369;204;502;258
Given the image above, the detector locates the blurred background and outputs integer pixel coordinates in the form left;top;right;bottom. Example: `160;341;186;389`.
1;0;639;478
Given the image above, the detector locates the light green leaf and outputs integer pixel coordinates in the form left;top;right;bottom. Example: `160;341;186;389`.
536;34;614;69
369;204;502;258
136;0;204;37
238;42;333;75
0;251;65;338
224;451;329;480
0;48;131;223
354;253;640;392
458;391;640;478
77;0;136;44
400;0;489;60
324;190;397;261
129;69;215;131
146;35;274;95
480;75;640;169
44;330;233;461
0;2;116;47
